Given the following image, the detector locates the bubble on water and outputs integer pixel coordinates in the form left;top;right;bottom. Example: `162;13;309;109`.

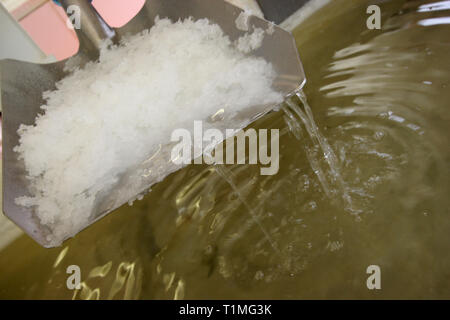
254;270;264;280
303;201;317;212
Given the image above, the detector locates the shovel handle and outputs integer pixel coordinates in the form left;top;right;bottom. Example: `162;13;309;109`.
59;0;116;59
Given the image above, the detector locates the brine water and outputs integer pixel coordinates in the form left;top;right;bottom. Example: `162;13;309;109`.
1;0;450;299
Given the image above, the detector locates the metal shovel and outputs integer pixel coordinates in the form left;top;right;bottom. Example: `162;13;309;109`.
1;0;305;247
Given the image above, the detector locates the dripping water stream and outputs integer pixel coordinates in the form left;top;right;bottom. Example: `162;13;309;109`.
283;89;355;212
213;88;352;260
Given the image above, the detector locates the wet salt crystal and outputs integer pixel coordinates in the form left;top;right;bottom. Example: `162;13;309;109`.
14;17;283;245
266;22;275;35
236;27;266;53
235;10;252;31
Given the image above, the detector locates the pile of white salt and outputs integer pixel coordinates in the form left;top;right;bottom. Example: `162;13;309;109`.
14;17;283;244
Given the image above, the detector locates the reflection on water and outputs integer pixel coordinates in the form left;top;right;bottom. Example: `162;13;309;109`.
1;0;450;299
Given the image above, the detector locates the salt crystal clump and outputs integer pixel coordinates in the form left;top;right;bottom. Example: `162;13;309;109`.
14;18;283;245
236;27;266;53
235;10;253;31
